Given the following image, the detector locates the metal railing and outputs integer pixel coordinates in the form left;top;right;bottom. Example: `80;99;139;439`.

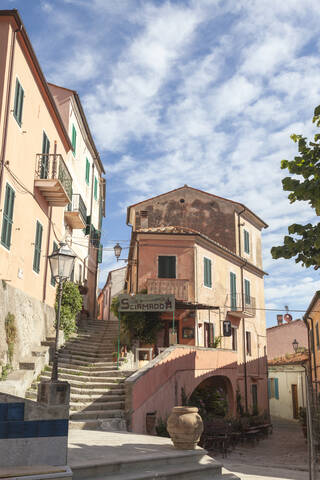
35;153;72;201
225;293;256;316
67;194;87;225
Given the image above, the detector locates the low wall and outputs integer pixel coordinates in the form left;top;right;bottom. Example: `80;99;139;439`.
0;281;55;369
0;390;69;467
125;345;239;433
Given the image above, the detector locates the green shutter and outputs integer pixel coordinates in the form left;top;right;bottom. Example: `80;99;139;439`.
274;378;279;399
40;132;50;179
72;125;77;155
230;272;237;309
85;158;90;185
1;183;15;250
204;258;212;287
244;279;251;304
158;256;176;278
33;221;43;273
94;177;98;200
98;244;103;263
50;241;58;286
244;230;250;254
316;323;320;350
13;79;24;126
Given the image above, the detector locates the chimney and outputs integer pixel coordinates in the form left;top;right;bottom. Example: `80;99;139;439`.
277;314;283;326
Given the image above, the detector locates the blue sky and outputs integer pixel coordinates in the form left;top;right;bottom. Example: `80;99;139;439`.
5;0;320;327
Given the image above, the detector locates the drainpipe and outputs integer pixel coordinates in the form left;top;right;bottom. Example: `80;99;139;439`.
136;238;139;293
0;24;21;208
88;162;95;319
237;207;248;413
194;245;198;346
305;315;318;398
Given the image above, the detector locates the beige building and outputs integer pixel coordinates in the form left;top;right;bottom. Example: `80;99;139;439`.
0;10;104;376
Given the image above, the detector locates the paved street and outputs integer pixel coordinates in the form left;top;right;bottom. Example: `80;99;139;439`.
210;417;311;479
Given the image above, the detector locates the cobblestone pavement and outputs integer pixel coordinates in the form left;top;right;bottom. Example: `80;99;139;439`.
209;417;311;480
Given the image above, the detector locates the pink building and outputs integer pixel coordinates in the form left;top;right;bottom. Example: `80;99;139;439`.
267;318;308;360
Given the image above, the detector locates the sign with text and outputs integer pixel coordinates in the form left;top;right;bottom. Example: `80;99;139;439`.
118;294;175;312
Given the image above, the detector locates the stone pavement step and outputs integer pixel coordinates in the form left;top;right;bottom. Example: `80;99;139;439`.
70;409;124;420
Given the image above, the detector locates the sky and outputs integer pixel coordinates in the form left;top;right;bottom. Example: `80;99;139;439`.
5;0;320;327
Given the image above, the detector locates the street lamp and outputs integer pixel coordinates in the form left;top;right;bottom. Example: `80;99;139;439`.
292;338;299;353
114;243;122;261
48;242;76;381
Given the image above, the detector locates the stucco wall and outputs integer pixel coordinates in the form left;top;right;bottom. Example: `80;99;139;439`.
267;320;308;360
0;280;55;370
268;366;306;420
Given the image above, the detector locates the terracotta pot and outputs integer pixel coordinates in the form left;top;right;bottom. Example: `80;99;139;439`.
167;406;203;450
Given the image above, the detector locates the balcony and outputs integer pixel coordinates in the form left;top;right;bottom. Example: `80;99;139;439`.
65;194;87;229
147;278;189;301
35;153;72;206
225;293;256;317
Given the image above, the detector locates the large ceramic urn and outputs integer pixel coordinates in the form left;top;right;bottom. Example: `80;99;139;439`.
167;406;203;450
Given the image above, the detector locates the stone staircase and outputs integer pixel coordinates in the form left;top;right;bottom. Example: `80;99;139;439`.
26;319;133;431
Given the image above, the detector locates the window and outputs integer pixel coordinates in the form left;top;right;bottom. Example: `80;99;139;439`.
85;158;90;185
246;331;251;356
72;125;77;155
316;323;320;350
158;256;176;278
310;328;315;353
33;221;43;273
230;272;237;309
204;257;212;288
231;327;237;351
40;131;50;179
13;78;24;126
244;229;250;254
1;183;15;250
251;384;258;413
244;279;251;304
50;241;58;286
268;378;279;399
94;177;98;200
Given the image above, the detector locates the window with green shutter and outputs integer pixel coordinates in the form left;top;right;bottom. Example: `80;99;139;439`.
94;177;98;200
251;384;258;412
50;241;58;286
244;229;250;254
13;78;24;126
1;183;15;250
40;131;50;179
33;221;43;273
98;244;103;263
230;272;237;309
72;125;77;155
204;257;212;287
316;323;320;350
158;256;176;278
244;279;251;304
85;158;90;185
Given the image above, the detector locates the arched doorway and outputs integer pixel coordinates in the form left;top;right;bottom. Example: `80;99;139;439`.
189;375;234;418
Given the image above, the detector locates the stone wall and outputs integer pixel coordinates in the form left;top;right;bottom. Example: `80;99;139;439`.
0;281;55;370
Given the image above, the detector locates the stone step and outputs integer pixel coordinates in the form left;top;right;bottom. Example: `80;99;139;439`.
39;375;124;388
60;348;114;357
55;361;120;370
70;449;232;480
44;365;130;376
69;385;125;395
70;401;124;411
19;358;36;370
41;371;128;381
70;409;124;420
26;390;125;402
69;418;127;431
57;356;114;365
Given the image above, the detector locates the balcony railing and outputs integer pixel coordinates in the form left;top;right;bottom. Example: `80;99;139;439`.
147;278;189;301
225;293;256;317
35;153;72;206
65;194;87;229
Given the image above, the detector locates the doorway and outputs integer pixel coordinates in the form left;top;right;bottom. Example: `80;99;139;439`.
292;384;298;419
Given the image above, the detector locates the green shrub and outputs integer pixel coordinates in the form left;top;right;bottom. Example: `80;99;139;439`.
5;312;16;364
55;281;82;339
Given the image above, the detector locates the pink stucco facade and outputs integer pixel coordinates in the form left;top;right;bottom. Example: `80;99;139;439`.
267;320;308;360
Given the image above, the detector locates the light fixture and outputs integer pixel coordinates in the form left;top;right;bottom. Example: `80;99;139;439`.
114;243;122;261
48;242;76;381
292;338;299;353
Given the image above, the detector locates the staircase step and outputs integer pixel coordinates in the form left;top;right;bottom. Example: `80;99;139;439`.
39;375;124;388
70;401;124;411
70;409;124;420
41;372;128;382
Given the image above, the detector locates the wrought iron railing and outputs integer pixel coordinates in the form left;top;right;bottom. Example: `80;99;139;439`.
225;293;256;316
35;153;72;201
67;194;87;225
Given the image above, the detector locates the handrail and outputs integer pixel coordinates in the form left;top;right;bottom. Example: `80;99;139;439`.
67;193;87;224
35;153;72;201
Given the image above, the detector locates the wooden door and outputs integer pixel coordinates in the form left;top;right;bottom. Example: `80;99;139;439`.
292;384;298;419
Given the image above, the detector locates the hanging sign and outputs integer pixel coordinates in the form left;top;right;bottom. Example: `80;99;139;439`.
118;294;175;312
223;320;232;337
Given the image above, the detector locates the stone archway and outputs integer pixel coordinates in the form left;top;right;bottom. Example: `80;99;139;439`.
189;375;235;418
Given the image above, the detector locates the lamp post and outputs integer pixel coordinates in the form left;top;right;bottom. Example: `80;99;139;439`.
114;243;122;261
292;338;299;354
48;242;76;381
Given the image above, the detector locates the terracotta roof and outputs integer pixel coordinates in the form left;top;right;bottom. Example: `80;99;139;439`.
268;352;309;366
267;319;305;331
